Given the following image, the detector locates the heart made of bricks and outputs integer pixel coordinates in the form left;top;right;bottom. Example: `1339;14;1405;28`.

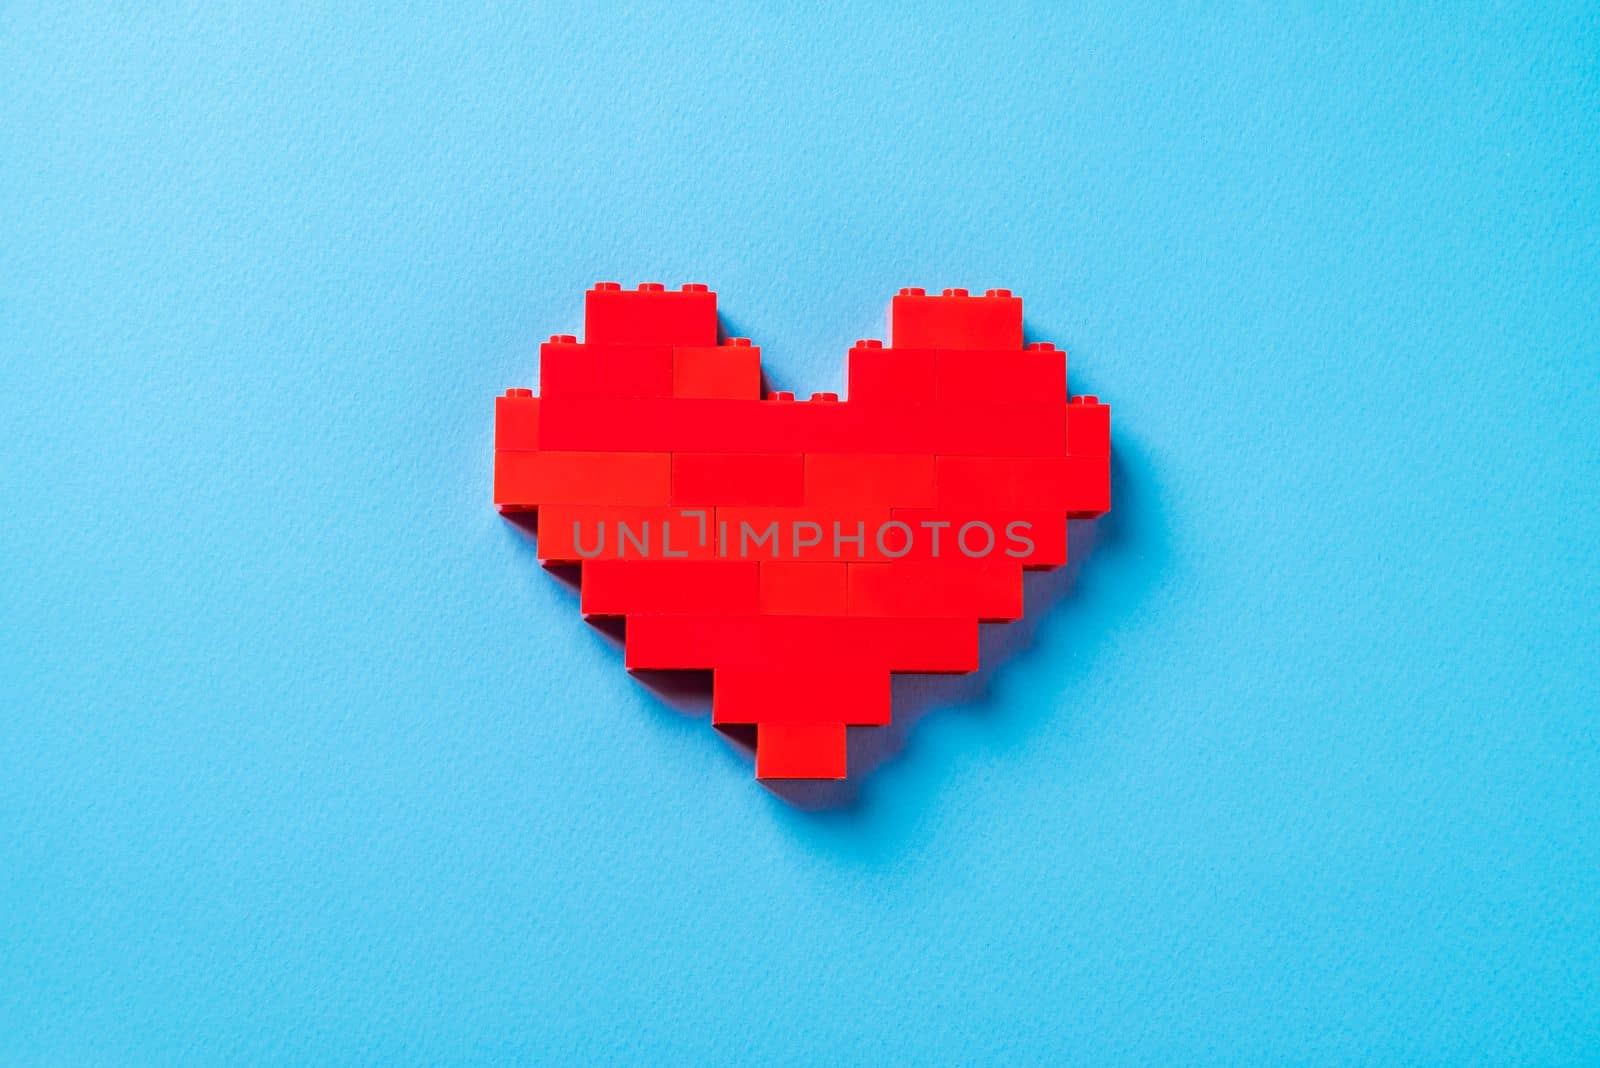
495;283;1110;781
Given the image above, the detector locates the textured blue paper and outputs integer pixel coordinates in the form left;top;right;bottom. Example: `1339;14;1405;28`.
3;3;1597;1063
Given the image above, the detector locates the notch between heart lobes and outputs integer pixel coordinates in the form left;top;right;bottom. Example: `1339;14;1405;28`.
495;283;1111;781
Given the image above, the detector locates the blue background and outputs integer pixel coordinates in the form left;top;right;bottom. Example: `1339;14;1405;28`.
4;2;1597;1063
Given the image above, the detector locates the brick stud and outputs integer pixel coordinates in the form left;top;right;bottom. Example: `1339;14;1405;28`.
984;288;1012;298
593;281;621;291
638;282;665;291
941;287;969;297
898;287;926;296
681;283;708;292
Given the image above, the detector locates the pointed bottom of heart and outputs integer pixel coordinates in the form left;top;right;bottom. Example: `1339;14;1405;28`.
754;723;847;780
620;615;980;780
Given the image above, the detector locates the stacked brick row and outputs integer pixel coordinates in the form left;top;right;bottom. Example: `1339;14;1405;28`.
494;283;1110;779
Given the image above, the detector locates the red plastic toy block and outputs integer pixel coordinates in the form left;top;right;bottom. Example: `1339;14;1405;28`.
755;723;847;780
889;507;1069;570
933;455;1108;514
925;455;1110;518
623;614;978;675
579;559;759;618
495;390;539;450
847;560;1024;622
493;450;670;510
890;287;1023;350
674;341;761;399
494;283;1112;781
757;561;848;615
935;345;1066;405
535;505;715;564
1067;396;1110;457
537;394;1064;457
845;341;936;404
1064;455;1111;517
585;282;718;347
803;453;935;509
870;616;980;674
926;402;1067;456
713;507;894;562
538;337;673;398
672;452;805;507
534;397;828;453
714;667;888;726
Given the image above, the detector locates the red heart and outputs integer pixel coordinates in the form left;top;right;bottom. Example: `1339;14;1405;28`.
494;283;1110;780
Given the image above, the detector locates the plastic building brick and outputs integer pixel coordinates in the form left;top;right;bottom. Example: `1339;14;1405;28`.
713;506;894;562
757;562;848;615
714;668;888;726
890;287;1023;350
495;389;539;450
755;723;847;780
934;344;1066;405
674;340;761;399
889;507;1069;570
493;283;1112;782
802;453;936;509
579;560;759;618
846;340;936;404
671;452;805;507
534;505;716;564
847;560;1024;623
1067;395;1110;457
585;282;717;347
539;336;673;398
493;450;670;510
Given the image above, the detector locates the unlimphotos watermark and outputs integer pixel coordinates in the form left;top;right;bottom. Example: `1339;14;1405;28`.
567;510;1036;559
